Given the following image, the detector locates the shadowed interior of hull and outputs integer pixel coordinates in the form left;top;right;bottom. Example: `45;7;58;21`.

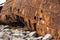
0;6;3;13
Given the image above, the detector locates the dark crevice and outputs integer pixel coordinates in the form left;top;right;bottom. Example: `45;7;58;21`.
18;9;20;13
0;6;3;13
34;16;36;20
0;15;1;18
5;15;10;20
0;15;26;27
39;18;43;20
33;23;36;31
0;21;7;25
28;20;32;28
41;10;43;13
9;21;25;28
10;6;12;12
10;15;25;27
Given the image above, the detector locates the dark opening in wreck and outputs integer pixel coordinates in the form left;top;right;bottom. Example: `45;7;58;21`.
0;6;3;13
0;15;26;28
9;16;26;27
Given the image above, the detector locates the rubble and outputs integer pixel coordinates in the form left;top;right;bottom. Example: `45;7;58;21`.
0;25;52;40
42;34;52;40
0;31;5;37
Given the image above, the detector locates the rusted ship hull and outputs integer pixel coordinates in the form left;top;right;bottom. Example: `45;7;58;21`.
0;0;60;40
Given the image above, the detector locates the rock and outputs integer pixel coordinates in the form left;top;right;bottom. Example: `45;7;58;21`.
4;29;11;35
0;25;52;40
3;34;10;40
0;39;3;40
4;25;9;28
12;29;20;36
37;36;43;40
42;34;52;40
26;36;43;40
0;31;5;37
0;25;5;31
26;31;36;37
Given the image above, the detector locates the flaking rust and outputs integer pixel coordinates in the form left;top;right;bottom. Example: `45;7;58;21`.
0;0;60;40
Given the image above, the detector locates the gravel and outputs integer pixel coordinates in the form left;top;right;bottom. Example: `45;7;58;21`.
0;25;52;40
